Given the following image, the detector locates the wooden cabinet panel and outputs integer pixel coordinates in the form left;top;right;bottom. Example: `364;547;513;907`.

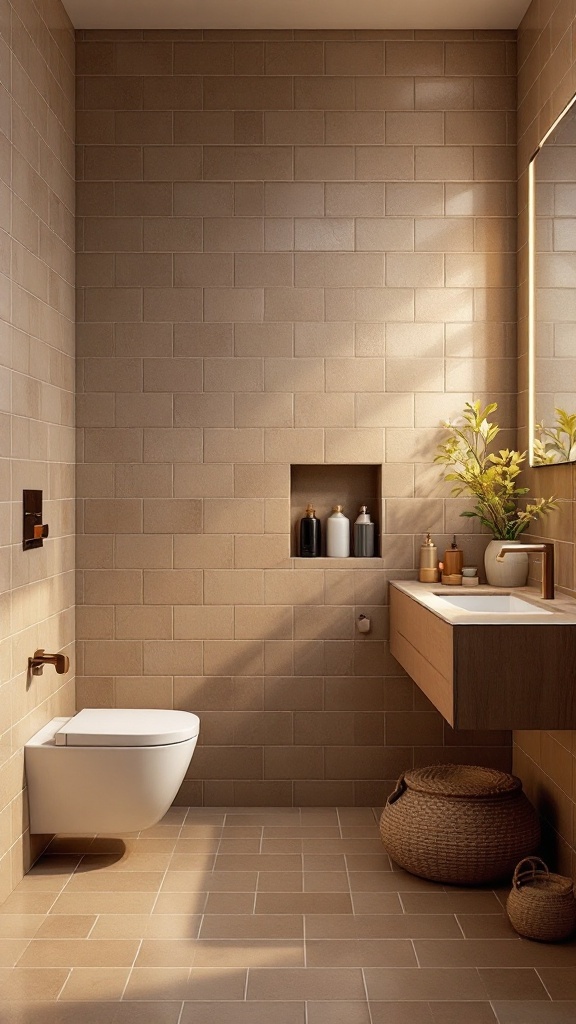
390;583;576;730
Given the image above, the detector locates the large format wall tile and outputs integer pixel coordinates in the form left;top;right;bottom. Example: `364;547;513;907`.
76;29;516;806
0;0;76;903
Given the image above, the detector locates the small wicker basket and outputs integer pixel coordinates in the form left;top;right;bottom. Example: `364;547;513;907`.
379;764;540;886
506;857;576;942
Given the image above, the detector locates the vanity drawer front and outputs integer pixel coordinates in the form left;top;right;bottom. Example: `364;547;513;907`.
390;587;455;726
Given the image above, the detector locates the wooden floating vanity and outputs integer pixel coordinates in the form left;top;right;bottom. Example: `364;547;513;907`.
390;580;576;731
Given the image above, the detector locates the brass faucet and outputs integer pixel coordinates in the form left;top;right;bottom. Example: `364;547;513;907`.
496;543;555;600
28;650;70;676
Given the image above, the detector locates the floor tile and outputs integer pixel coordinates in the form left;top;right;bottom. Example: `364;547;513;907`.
64;871;164;893
12;875;70;894
173;839;221;854
113;1003;183;1023
255;892;353;915
302;855;346;871
0;893;56;915
27;856;81;877
217;839;262;854
456;913;518;938
122;968;191;1001
304;913;460;939
50;892;156;915
202;892;254;915
78;851;173;872
256;871;304;892
537;967;576;999
4;1003;118;1023
302;839;383;854
194;938;305;968
185;968;248;1000
305;938;417;968
0;968;70;1001
307;1000;371;1022
134;939;199;968
17;939;140;969
479;967;550;999
350;893;404;914
363;967;488;1001
400;892;507;914
300;811;340;825
90;913;198;939
199;914;303;938
215;854;303;872
261;839;304;854
303;872;350;892
429;1003;498;1024
246;967;366;1000
167;855;217;872
0;915;44;938
492;1003;576;1023
415;938;576;969
35;915;96;939
0;941;31;968
161;871;258;892
180;1001;305;1023
369;1004;434;1024
153;892;208;914
226;813;301;827
338;808;378;824
263;828;341;838
350;870;439;892
345;854;392;871
58;968;129;1001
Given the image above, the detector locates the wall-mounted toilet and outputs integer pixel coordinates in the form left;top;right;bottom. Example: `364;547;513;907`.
25;708;200;834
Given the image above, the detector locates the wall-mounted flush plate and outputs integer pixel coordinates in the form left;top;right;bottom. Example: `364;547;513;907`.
23;490;49;550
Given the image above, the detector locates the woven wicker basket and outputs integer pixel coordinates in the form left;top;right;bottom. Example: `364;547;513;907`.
379;764;540;886
506;857;576;942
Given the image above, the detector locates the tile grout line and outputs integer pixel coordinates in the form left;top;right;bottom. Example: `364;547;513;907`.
360;966;374;1024
454;913;466;938
534;967;554;1001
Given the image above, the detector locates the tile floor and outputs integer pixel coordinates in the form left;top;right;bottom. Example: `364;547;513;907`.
0;807;575;1022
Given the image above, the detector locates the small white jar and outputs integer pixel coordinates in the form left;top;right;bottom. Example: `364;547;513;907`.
326;505;350;557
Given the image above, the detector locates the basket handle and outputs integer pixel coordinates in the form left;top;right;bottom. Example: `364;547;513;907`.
387;774;407;806
512;856;550;889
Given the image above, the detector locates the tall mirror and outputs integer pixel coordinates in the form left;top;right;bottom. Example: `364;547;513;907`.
529;93;576;466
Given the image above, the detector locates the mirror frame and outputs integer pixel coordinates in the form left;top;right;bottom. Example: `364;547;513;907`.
528;89;576;467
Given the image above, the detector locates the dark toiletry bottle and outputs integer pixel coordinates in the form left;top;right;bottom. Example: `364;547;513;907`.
353;505;375;557
300;504;321;557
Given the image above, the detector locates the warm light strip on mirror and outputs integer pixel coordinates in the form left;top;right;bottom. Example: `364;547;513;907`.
538;90;576;147
528;153;536;465
528;90;576;466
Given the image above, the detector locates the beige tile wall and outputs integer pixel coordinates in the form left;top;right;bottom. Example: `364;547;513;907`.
76;28;516;806
0;0;76;902
515;0;576;878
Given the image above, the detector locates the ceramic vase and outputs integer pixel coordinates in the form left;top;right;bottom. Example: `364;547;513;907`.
484;539;529;587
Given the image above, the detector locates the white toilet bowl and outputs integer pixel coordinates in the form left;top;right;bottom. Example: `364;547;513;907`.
25;708;200;834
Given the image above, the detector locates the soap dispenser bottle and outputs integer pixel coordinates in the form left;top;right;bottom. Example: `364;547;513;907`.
299;504;321;557
443;535;464;577
418;532;439;583
327;505;350;558
353;505;375;557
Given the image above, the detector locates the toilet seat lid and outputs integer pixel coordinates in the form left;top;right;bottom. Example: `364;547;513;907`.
54;709;200;747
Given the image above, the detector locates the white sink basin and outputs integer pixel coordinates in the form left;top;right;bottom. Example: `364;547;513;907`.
433;593;552;615
391;580;576;626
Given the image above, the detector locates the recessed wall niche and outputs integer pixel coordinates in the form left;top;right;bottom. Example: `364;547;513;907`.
290;464;382;559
